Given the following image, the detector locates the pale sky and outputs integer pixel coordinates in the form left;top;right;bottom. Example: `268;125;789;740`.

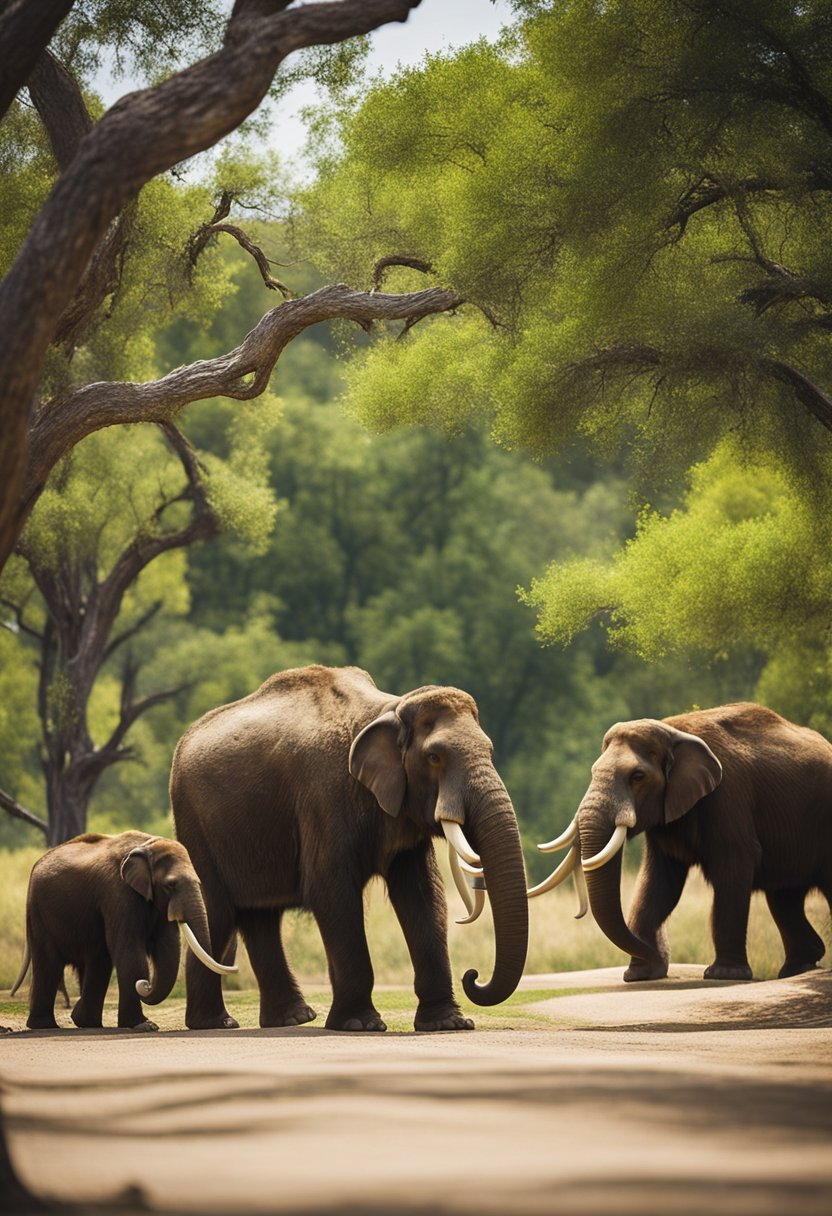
273;0;514;161
94;1;515;166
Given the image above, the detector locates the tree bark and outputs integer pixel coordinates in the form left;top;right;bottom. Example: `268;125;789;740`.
0;0;75;121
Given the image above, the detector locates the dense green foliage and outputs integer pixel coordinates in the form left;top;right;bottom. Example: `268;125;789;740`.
304;0;832;466
298;0;832;731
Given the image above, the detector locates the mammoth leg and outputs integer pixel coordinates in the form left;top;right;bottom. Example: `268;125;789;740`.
237;907;315;1027
624;841;688;982
26;940;63;1030
387;843;473;1031
704;863;754;980
312;884;385;1031
765;888;825;978
185;886;239;1030
71;952;112;1028
109;938;158;1030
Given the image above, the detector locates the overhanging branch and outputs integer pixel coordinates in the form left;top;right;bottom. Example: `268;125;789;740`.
26;282;462;505
768;360;832;433
0;786;48;837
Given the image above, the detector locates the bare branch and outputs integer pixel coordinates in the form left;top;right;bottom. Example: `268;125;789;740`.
102;600;164;662
89;676;192;770
372;255;434;290
72;425;220;689
191;221;291;296
768;360;832;434
0;786;48;837
0;594;43;642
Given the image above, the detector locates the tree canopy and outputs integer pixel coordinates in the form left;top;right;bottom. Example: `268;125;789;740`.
304;0;832;466
298;0;832;725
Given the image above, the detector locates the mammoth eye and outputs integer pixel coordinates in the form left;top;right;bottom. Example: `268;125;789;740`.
427;752;442;766
631;768;646;782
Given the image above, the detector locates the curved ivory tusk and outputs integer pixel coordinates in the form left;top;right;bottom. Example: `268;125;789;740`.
135;978;153;998
572;862;589;919
448;845;476;917
582;824;628;872
181;922;239;975
440;819;481;867
537;817;579;854
527;843;578;898
458;857;483;876
456;884;486;925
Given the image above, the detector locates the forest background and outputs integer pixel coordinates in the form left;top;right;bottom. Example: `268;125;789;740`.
2;0;832;906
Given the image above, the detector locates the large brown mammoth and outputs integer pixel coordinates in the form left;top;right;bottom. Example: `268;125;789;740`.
12;831;235;1029
531;703;832;982
170;665;529;1031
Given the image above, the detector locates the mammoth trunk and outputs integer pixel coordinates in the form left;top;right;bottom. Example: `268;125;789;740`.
461;788;529;1006
579;816;652;962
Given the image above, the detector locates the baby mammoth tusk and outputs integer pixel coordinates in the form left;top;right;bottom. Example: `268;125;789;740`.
582;824;628;872
527;843;578;898
572;863;589;919
537;817;579;854
135;978;153;998
181;923;239;975
440;819;481;867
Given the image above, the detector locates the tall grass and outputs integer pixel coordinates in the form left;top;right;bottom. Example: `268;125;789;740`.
1;847;829;994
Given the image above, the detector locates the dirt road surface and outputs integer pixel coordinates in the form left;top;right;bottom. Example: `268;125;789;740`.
3;966;832;1216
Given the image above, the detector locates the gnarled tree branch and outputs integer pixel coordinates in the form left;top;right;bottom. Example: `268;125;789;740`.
0;786;48;837
191;221;291;296
24;282;462;515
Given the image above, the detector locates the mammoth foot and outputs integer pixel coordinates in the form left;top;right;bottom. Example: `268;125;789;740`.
623;958;668;983
325;1007;386;1032
261;1000;317;1028
779;959;820;979
185;1011;240;1030
71;1007;103;1029
414;1003;475;1032
26;1014;60;1030
127;1018;159;1032
703;961;753;981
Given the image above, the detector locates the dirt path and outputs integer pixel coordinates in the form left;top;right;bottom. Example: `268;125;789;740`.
3;967;832;1215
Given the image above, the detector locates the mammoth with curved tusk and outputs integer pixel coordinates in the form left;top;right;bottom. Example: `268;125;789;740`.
170;664;529;1031
12;831;234;1030
531;702;832;983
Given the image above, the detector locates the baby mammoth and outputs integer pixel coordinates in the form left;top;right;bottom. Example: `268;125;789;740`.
532;703;832;982
12;830;235;1030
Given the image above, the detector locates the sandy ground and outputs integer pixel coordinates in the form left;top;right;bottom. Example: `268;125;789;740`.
2;965;832;1216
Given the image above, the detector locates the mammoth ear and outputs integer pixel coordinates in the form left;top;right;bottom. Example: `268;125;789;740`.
120;847;153;901
349;710;405;817
664;728;723;823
